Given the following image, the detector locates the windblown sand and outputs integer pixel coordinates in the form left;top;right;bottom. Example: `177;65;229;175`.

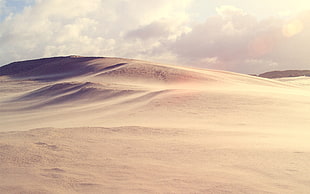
1;56;310;193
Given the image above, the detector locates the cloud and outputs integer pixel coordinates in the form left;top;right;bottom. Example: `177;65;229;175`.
169;6;310;73
170;6;261;61
0;0;7;19
1;1;310;74
126;20;176;40
0;0;107;61
216;5;246;18
0;0;191;65
123;18;191;64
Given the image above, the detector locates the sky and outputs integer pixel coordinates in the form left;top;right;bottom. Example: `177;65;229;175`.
1;0;310;73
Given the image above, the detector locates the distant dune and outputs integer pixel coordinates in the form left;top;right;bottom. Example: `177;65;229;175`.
259;70;310;78
1;56;310;193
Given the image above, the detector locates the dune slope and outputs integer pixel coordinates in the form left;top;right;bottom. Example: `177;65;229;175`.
1;56;310;193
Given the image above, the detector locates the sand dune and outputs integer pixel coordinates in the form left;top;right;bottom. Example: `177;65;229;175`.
0;56;103;81
259;70;310;78
276;76;310;89
1;56;310;193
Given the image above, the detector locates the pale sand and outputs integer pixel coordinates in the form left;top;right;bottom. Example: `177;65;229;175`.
1;56;310;193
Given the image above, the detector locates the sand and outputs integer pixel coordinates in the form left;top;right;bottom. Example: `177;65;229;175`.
1;56;310;193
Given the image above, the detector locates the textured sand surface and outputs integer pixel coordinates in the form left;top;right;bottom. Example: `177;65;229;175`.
1;56;310;193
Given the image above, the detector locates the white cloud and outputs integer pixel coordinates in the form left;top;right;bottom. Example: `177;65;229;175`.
216;5;246;18
0;0;192;65
169;6;310;73
201;57;219;64
1;1;310;74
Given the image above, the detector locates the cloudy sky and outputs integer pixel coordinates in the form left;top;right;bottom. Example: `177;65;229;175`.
1;0;310;73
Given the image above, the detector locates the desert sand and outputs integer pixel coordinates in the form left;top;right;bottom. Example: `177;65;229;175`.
1;56;310;193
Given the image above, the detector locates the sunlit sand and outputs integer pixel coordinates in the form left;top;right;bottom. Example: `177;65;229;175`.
1;56;310;193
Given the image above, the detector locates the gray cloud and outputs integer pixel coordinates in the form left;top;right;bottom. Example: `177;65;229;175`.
167;7;310;73
126;21;172;40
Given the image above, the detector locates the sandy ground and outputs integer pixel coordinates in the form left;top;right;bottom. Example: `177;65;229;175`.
1;56;310;193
